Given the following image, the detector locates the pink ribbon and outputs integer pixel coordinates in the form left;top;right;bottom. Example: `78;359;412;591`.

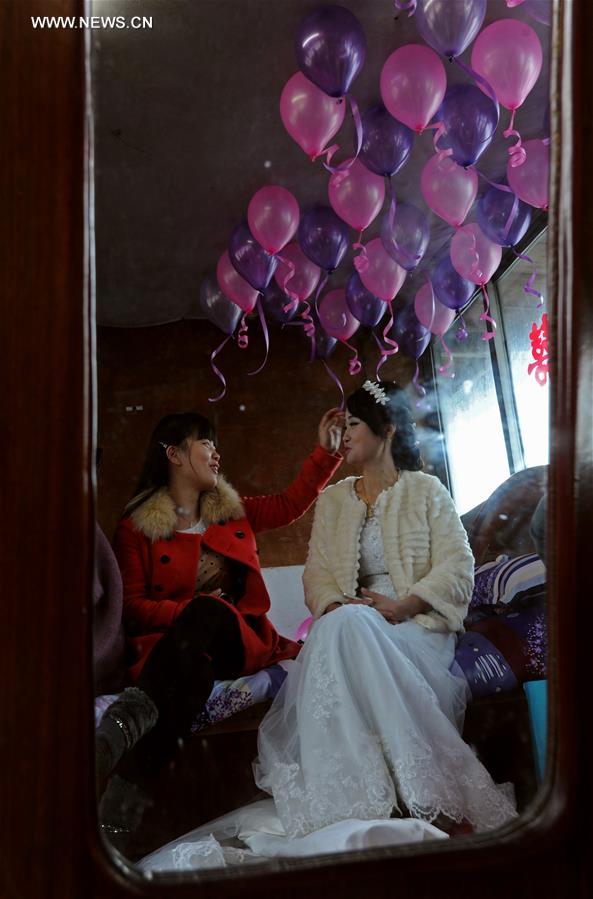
237;313;249;349
479;284;497;340
375;301;399;377
207;334;232;403
425;121;453;160
352;229;369;274
438;335;455;378
247;296;270;376
339;338;362;376
503;109;527;168
528;313;549;386
323;95;363;175
277;253;298;309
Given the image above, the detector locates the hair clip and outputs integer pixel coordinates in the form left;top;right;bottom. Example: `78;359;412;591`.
362;380;388;406
158;441;170;450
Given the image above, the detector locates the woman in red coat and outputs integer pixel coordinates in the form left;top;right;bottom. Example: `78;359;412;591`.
113;408;343;747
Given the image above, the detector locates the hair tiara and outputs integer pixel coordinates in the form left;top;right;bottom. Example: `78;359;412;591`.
362;380;388;406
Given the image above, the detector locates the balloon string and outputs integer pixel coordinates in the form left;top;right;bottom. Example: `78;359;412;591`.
340;338;362;376
456;315;469;341
207;334;232;403
512;247;545;307
412;362;426;401
383;178;419;267
312;142;340;165
454;58;500;117
352;229;369;273
322;359;345;410
322;94;363;175
466;230;485;283
237;313;249;349
393;0;417;14
474;168;519;241
503;109;527;168
480;284;497;340
277;254;300;311
425;121;452;159
247;297;270;375
376;300;399;377
438;334;455;377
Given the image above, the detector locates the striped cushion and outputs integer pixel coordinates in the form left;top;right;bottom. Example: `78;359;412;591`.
470;553;546;610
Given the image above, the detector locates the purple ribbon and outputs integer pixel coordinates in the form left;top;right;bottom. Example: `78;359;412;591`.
383;178;421;268
438;335;455;378
375;301;399;378
454;58;500;111
247;296;270;376
393;0;417;14
323;94;363;175
513;248;545;307
412;362;427;403
321;360;345;410
207;334;232;403
237;313;249;349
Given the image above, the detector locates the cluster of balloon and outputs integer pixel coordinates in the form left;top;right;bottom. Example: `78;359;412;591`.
202;0;552;403
282;5;366;169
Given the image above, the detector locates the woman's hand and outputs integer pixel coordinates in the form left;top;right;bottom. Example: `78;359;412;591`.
360;589;431;624
318;408;346;454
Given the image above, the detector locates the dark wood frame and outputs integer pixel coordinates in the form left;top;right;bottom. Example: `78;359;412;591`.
1;0;591;896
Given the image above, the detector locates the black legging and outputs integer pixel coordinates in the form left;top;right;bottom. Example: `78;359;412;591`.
137;594;245;741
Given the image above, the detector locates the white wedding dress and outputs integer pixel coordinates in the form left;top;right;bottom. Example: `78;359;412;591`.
138;500;516;872
254;498;517;836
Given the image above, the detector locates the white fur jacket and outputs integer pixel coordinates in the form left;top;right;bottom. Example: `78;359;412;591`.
303;471;475;633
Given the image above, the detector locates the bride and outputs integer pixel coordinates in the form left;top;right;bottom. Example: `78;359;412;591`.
253;380;517;837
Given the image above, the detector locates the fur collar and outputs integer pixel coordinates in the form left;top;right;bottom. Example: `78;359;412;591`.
130;476;244;542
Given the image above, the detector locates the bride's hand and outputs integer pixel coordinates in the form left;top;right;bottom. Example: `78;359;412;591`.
318;408;346;454
360;589;429;624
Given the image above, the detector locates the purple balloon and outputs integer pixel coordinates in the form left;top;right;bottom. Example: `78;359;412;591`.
524;0;551;26
298;205;350;273
359;105;414;178
436;84;499;167
229;221;278;292
432;253;475;311
260;280;301;324
477;187;532;247
198;274;242;335
345;272;386;327
295;5;366;98
380;202;430;272
391;302;431;359
415;0;487;59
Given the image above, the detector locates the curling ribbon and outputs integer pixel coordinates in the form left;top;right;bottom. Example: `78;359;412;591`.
479;284;497;340
237;313;249;349
207;334;232;403
277;253;298;309
321;360;345;410
338;338;362;376
456;316;469;341
425;121;453;160
382;178;421;269
394;0;417;14
412;362;427;401
528;313;549;386
512;247;545;307
502;109;527;168
454;58;500;115
438;334;455;378
322;95;363;175
375;301;399;378
248;296;270;376
352;229;369;274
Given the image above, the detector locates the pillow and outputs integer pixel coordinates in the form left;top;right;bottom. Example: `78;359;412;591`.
455;588;546;700
470;553;546;611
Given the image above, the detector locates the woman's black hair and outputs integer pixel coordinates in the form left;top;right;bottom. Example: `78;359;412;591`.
126;412;217;513
346;381;423;471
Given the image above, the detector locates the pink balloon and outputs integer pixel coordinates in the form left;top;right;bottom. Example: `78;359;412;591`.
280;72;346;160
450;224;502;286
216;251;258;313
471;19;542;111
318;288;360;340
328;159;385;232
247;185;300;255
294;615;313;643
414;281;455;336
380;44;447;134
274;241;321;300
358;238;406;302
507;138;550;210
420;155;478;228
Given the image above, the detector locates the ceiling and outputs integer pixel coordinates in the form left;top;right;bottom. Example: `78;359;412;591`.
91;0;551;328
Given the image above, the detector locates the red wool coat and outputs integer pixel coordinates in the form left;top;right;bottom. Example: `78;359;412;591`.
113;445;341;680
